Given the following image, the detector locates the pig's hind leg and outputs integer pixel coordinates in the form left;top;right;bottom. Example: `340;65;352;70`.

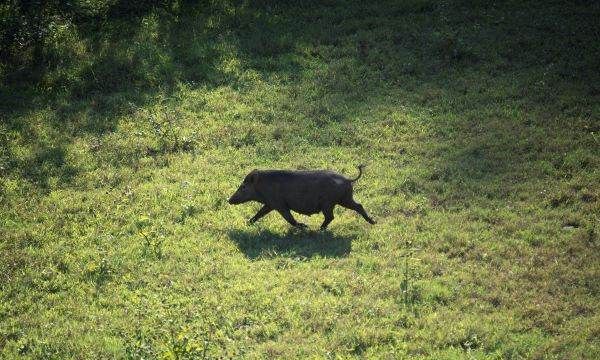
340;196;376;225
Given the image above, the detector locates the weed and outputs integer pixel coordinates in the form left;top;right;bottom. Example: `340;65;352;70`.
85;256;112;289
139;231;164;260
400;241;422;309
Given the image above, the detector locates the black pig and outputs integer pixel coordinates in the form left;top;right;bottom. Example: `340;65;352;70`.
228;165;376;229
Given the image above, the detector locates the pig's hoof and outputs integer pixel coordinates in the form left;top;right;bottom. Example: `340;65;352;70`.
296;223;308;229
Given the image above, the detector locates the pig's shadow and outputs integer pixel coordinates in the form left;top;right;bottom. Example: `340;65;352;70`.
228;228;354;259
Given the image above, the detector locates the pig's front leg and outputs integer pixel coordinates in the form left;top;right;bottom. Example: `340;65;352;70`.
276;208;307;228
248;205;272;224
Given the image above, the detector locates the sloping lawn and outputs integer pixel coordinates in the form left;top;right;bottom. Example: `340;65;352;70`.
1;0;599;358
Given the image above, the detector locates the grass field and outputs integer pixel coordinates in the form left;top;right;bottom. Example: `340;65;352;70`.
1;0;599;358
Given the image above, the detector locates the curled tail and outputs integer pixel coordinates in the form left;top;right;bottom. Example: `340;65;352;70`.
350;164;366;182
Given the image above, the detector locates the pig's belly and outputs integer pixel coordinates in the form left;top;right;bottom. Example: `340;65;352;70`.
292;207;320;216
286;198;322;215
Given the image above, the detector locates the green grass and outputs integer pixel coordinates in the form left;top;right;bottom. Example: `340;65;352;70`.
1;0;599;358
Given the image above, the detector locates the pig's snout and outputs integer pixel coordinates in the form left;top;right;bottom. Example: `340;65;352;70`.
228;182;257;205
228;190;244;205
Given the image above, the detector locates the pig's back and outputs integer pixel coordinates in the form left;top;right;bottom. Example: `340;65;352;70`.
263;170;349;190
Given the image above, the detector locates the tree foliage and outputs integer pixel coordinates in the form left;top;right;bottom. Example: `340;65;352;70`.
0;0;178;68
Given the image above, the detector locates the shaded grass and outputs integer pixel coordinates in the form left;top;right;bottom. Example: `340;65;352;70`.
229;228;354;259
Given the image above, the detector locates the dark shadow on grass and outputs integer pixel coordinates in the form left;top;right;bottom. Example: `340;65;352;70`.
228;228;354;260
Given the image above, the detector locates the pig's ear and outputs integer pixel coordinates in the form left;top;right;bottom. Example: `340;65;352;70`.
249;171;259;184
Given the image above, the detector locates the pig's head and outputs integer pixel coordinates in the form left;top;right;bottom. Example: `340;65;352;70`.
228;170;260;205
